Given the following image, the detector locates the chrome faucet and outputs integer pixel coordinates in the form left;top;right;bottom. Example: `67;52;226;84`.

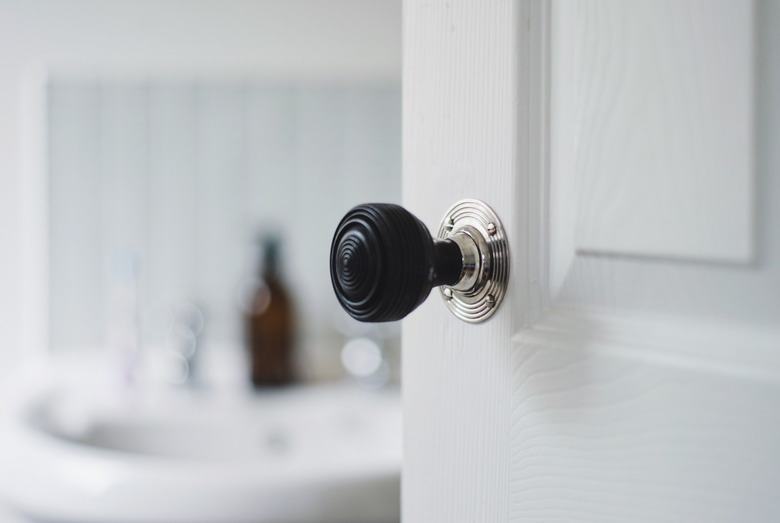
164;302;205;386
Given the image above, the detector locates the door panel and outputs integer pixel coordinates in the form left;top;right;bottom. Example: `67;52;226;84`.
552;1;754;263
404;0;780;522
516;2;780;519
513;310;780;521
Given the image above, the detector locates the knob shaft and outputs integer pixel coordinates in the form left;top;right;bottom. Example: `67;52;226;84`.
330;203;462;322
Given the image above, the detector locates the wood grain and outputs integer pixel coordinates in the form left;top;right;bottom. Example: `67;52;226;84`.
403;1;536;521
511;1;780;520
512;310;780;521
551;0;780;329
551;0;754;264
405;0;780;522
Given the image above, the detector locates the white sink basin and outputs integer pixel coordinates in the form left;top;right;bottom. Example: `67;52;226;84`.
0;358;401;523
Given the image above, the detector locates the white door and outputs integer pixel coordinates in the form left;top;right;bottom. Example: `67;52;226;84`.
403;1;780;521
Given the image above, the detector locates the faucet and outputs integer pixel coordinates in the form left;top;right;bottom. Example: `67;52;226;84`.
163;302;205;386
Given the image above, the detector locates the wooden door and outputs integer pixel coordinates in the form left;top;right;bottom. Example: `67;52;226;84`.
403;1;780;521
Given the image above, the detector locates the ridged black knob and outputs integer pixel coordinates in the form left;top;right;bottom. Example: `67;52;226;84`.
330;203;463;322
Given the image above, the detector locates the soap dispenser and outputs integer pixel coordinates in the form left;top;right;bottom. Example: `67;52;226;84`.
245;236;295;387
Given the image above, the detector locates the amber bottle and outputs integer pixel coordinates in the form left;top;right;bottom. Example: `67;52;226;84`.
246;237;295;387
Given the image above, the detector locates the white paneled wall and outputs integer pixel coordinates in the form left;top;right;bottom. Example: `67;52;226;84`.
48;83;103;347
48;79;401;374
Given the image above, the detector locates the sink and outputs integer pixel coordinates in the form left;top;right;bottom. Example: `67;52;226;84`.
0;357;401;523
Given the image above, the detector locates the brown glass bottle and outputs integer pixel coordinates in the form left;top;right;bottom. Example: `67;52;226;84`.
246;237;295;387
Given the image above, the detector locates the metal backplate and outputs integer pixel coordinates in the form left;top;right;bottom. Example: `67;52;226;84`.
437;199;510;323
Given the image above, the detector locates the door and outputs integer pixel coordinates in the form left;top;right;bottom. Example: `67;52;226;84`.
403;1;780;521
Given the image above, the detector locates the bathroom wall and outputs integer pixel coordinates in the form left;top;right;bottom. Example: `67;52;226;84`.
47;79;400;380
0;0;401;375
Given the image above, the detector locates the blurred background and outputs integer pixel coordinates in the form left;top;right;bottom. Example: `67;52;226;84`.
0;2;402;522
1;0;402;384
46;77;401;385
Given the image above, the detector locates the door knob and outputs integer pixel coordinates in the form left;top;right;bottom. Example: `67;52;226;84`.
330;199;509;323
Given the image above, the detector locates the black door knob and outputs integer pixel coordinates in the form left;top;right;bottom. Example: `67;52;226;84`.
330;200;510;323
329;203;462;322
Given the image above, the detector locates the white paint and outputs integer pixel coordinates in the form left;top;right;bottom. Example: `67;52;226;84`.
403;1;540;520
552;1;754;264
404;0;780;521
513;310;780;521
1;0;400;371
